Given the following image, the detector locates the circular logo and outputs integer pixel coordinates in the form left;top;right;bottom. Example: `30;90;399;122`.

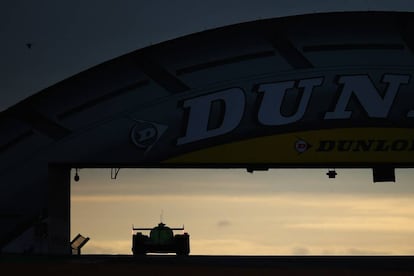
131;122;159;149
295;139;310;153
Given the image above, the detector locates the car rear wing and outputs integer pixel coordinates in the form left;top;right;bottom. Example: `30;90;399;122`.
132;225;185;231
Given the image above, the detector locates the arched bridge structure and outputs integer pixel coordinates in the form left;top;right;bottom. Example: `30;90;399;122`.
1;12;414;254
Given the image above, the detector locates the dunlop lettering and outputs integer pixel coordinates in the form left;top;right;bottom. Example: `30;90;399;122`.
178;74;412;145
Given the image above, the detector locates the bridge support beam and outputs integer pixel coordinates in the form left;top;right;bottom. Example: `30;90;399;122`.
48;165;71;255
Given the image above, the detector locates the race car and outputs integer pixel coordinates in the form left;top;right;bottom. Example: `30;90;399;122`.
132;222;190;256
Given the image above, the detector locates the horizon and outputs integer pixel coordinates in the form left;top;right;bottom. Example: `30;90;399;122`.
71;168;414;255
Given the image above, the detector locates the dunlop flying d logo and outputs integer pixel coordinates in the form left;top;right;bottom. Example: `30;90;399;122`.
294;138;312;154
130;120;167;152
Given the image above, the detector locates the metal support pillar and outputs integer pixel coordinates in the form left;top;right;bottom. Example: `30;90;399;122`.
47;165;71;255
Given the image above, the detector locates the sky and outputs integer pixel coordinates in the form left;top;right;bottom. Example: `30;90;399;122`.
2;0;414;111
71;168;414;255
2;1;414;255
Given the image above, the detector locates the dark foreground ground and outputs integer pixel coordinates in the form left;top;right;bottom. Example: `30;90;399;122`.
2;255;414;275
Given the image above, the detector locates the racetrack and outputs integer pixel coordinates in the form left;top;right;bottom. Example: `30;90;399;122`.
2;255;414;275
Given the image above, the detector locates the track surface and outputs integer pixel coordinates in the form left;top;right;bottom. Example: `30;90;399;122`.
2;255;414;275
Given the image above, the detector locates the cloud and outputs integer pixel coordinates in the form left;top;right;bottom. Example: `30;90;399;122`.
217;220;231;227
291;246;310;255
346;248;391;255
82;239;131;255
72;182;414;256
284;216;414;233
191;239;279;255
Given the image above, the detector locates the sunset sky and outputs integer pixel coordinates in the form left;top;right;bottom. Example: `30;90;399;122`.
71;168;414;255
